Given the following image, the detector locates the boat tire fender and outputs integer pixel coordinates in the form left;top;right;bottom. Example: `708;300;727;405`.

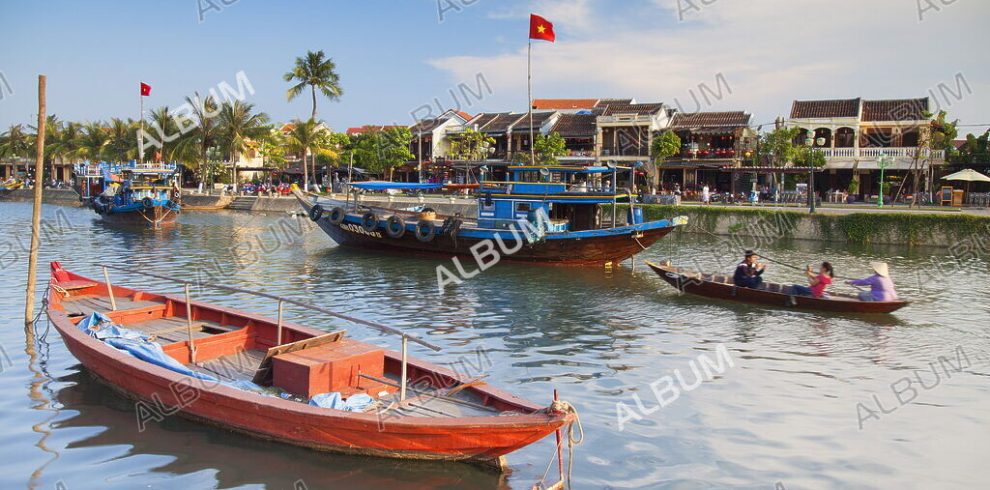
415;220;436;242
328;207;346;225
142;197;154;208
361;211;379;232
385;215;406;238
309;204;324;222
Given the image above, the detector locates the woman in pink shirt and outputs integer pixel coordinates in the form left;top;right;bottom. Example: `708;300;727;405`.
791;262;833;298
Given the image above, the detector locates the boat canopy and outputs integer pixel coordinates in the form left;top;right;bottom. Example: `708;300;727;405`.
351;181;443;191
507;165;630;174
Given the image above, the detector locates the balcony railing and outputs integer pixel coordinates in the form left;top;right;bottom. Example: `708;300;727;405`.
816;147;945;159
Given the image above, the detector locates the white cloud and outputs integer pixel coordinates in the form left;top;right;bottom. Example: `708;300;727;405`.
432;0;990;131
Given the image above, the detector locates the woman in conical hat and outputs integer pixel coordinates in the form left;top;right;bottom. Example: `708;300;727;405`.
847;262;897;301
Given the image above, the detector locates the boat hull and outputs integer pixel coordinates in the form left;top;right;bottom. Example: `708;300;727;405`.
647;262;909;314
297;194;677;266
46;269;571;466
97;205;179;227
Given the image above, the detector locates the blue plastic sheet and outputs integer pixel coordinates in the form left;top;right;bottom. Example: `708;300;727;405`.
308;392;374;412
77;312;215;381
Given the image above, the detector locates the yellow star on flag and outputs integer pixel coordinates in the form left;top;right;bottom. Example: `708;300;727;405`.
537;24;546;33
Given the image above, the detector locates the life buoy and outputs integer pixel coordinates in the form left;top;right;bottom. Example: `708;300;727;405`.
361;211;379;232
309;204;324;222
385;215;406;238
142;197;154;208
415;219;436;242
328;206;346;225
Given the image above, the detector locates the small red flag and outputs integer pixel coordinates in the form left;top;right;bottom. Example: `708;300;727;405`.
140;82;151;96
529;14;555;42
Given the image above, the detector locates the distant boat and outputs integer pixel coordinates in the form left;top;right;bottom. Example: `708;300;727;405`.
76;161;181;228
295;165;687;266
46;261;577;470
646;261;910;314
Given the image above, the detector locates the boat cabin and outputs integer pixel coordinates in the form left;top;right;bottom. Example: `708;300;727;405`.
478;165;636;231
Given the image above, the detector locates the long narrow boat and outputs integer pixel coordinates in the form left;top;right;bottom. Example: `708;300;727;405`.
646;261;909;314
46;262;576;470
295;165;686;266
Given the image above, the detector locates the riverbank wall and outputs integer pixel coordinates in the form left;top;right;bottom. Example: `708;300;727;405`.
630;204;990;248
0;188;82;206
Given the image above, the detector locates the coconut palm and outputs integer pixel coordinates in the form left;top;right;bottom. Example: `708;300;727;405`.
284;50;342;120
173;93;222;185
147;106;178;162
0;124;33;176
218;100;270;164
77;122;109;162
286;118;323;190
106;118;138;162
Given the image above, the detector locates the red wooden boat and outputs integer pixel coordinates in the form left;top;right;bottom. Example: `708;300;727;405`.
45;262;577;470
646;261;909;314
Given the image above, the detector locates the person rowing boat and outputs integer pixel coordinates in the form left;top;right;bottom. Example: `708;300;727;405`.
846;262;898;302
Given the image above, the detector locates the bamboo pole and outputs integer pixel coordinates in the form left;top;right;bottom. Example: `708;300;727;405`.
23;75;46;326
400;334;408;401
102;266;117;311
184;283;196;363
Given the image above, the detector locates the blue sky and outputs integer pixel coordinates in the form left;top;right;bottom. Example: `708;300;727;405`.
1;0;988;135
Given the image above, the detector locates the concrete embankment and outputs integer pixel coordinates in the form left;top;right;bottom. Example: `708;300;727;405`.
631;204;990;248
0;188;83;206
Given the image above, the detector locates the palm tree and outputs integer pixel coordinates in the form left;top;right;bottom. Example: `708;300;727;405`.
286;118;323;190
147;106;178;162
0;124;33;177
77;122;109;162
173;93;221;185
284;50;342;120
219;100;270;164
106;118;138;162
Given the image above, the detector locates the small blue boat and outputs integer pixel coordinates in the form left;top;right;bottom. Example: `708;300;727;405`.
77;160;182;228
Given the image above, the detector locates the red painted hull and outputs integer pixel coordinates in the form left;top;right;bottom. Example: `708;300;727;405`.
98;205;179;228
46;268;572;466
647;262;909;314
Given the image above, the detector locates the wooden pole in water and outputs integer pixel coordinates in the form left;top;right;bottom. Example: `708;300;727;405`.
23;75;46;327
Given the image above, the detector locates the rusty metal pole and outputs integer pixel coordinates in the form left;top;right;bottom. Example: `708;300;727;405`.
23;75;46;326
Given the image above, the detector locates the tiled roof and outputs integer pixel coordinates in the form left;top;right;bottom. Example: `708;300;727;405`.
510;111;556;131
862;98;929;122
465;112;502;129
409;118;447;135
670;111;752;129
790;98;860;119
596;98;633;106
550;113;597;137
532;98;599;110
480;113;524;134
598;103;665;116
454;111;473;121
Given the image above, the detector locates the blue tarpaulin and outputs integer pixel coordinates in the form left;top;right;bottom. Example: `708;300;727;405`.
351;181;443;191
77;312;215;381
309;392;374;412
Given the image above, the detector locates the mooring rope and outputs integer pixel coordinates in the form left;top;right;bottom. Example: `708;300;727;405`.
535;400;584;489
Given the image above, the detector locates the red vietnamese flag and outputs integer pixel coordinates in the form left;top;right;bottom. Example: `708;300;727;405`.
529;14;555;42
140;82;151;96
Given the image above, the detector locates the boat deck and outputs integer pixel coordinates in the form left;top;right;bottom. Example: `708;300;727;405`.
60;294;166;317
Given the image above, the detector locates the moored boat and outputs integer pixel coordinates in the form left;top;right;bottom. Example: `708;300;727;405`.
77;161;182;227
45;262;578;470
295;165;687;266
646;261;909;314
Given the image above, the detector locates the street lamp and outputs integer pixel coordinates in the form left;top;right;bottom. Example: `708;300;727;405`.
876;152;892;208
804;132;824;213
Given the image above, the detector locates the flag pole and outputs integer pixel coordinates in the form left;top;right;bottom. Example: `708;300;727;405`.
138;85;145;164
528;39;535;166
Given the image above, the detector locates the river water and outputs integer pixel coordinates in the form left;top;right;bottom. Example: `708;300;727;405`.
1;201;988;490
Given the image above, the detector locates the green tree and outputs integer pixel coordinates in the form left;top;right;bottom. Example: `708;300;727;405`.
106;117;138;162
0;124;34;176
218;100;270;164
77;121;109;162
351;127;414;176
173;93;222;185
447;127;495;161
649;130;681;191
533;132;567;165
146;106;179;162
286;118;324;189
284;50;343;120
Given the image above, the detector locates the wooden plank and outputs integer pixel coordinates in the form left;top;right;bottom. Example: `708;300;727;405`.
252;330;347;386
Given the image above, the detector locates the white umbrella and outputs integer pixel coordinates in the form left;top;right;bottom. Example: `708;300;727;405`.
941;168;990;202
941;168;990;183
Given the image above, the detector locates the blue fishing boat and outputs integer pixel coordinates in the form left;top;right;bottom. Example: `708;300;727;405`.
293;164;686;266
77;160;182;228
